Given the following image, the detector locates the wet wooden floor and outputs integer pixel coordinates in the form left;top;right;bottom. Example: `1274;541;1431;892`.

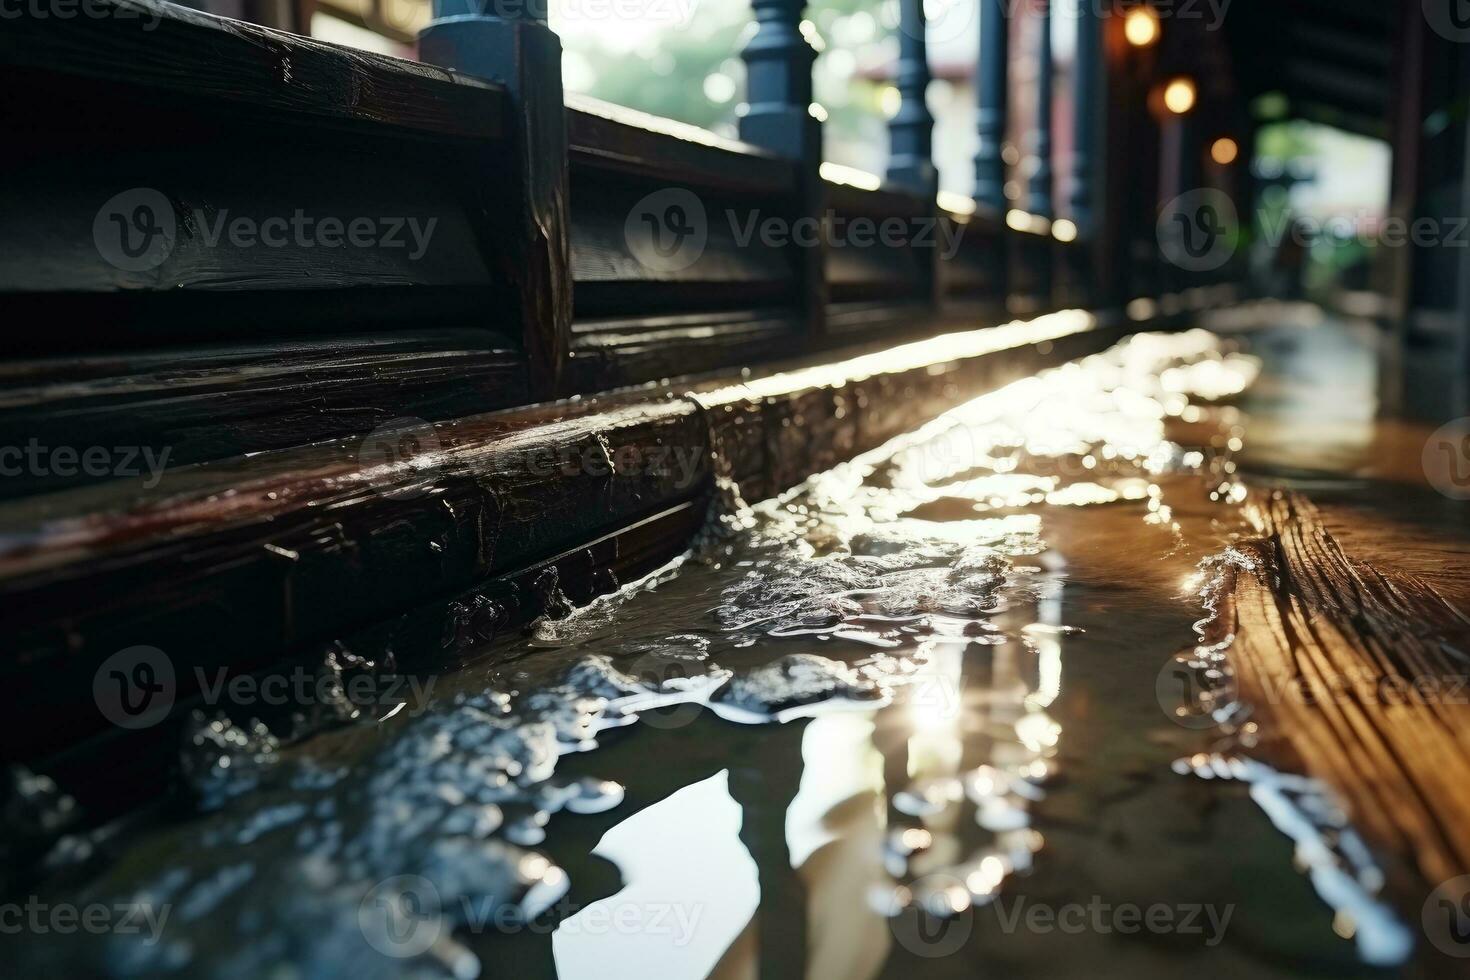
10;310;1470;979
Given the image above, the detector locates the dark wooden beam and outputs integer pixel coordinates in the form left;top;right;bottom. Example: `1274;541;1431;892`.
741;0;827;339
974;0;1010;214
0;0;505;139
420;1;572;399
1027;0;1054;219
1068;0;1101;237
887;0;938;198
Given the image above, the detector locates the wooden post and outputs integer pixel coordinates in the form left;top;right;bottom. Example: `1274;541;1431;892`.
1063;1;1100;308
1068;0;1100;236
974;0;1009;213
1024;1;1054;312
1028;0;1054;219
888;0;937;198
888;0;943;312
741;0;826;339
975;0;1011;311
1382;0;1429;416
419;1;571;398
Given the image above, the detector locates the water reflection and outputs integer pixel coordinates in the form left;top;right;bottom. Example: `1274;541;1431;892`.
552;772;757;980
22;329;1366;979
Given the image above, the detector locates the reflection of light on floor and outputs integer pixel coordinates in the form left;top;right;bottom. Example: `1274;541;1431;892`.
784;715;889;980
553;771;758;980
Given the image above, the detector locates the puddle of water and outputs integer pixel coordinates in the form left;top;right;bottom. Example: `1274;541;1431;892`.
8;330;1405;978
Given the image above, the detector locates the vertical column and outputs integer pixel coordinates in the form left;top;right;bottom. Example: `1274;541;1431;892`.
1068;0;1100;236
741;0;819;158
974;0;1010;212
420;1;571;397
1063;0;1101;308
888;0;937;198
1028;0;1054;218
741;0;826;338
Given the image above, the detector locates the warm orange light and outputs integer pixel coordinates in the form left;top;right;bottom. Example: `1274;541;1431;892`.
1124;7;1161;47
1163;78;1197;115
1210;137;1239;165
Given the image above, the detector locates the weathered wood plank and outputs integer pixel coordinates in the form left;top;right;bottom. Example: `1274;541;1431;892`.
0;0;506;138
0;313;1110;771
0;330;528;498
1210;491;1470;890
568;97;796;195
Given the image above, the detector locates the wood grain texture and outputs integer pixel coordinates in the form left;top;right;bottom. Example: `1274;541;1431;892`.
0;0;506;138
0;313;1114;771
568;98;796;195
0;331;528;498
419;16;572;398
1212;491;1470;890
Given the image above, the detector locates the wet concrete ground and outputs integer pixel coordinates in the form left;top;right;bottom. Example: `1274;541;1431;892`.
14;317;1460;979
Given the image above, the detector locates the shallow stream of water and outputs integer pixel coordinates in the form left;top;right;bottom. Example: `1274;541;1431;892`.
11;327;1413;979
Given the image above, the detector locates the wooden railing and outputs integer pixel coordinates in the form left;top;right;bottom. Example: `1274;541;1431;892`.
0;0;1248;801
0;0;1250;495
